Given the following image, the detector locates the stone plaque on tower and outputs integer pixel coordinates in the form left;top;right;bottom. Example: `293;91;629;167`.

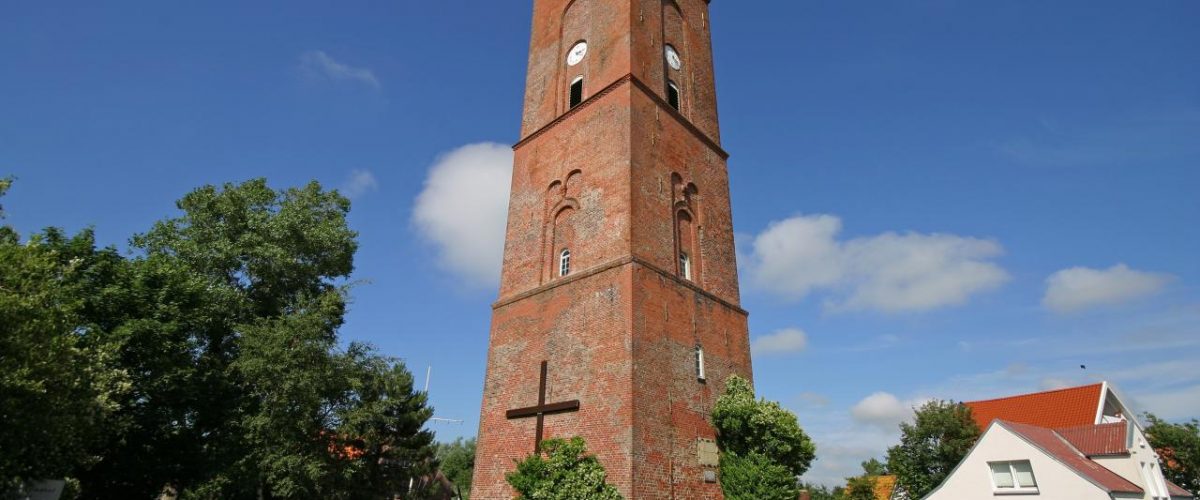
471;1;753;498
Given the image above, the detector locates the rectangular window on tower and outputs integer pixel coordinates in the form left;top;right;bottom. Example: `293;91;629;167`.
680;252;692;281
570;77;584;108
667;82;681;110
695;345;706;382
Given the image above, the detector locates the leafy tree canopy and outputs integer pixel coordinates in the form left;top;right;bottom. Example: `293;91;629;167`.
0;226;128;491
1145;414;1199;495
719;452;800;500
1;179;436;499
506;437;622;500
436;437;477;499
885;400;979;499
711;375;815;500
711;375;816;476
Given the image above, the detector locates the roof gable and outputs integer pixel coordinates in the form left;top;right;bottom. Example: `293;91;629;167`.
964;383;1104;430
1001;421;1143;495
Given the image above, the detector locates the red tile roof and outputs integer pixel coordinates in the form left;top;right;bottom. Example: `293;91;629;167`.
1001;421;1143;495
1056;422;1129;456
965;383;1104;430
1168;480;1196;498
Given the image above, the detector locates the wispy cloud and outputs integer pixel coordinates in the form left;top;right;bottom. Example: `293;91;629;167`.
745;214;1009;313
339;169;378;200
998;107;1200;167
751;328;809;356
299;50;381;89
412;142;513;288
1043;264;1172;313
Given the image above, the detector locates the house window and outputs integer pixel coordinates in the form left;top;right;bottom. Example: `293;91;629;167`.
695;345;706;382
989;461;1037;492
570;76;584;108
559;249;571;277
1142;462;1167;499
667;81;680;110
680;252;692;280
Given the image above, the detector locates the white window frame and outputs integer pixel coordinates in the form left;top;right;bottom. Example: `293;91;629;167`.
667;81;681;110
988;460;1038;495
695;344;706;382
569;76;584;108
559;249;571;277
680;251;691;280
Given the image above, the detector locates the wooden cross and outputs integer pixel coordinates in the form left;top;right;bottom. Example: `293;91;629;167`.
505;360;581;453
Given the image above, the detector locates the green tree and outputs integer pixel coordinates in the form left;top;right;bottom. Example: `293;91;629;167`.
842;475;878;500
48;179;437;499
798;483;840;500
719;452;800;500
505;437;622;500
436;438;477;499
1145;414;1199;495
711;375;815;499
860;458;887;476
0;226;128;492
885;400;979;499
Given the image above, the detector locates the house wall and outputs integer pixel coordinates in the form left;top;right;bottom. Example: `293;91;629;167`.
1093;424;1173;500
926;425;1112;500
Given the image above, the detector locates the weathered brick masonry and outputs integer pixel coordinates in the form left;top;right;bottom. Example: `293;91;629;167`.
472;1;752;498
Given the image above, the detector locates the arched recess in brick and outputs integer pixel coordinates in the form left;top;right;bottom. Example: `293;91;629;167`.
662;0;689;113
560;0;593;114
543;170;583;282
552;205;578;278
672;173;701;282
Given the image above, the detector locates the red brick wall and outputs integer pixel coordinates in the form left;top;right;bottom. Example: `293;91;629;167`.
472;1;748;498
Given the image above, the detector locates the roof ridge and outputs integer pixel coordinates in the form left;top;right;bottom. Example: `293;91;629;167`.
964;382;1104;405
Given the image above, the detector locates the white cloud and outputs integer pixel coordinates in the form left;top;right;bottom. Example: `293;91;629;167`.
1043;264;1172;313
412;143;513;288
339;169;378;200
299;50;381;89
751;328;809;356
851;392;913;430
747;214;1009;313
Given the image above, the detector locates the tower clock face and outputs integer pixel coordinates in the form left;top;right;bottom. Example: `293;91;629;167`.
665;45;682;70
567;42;588;66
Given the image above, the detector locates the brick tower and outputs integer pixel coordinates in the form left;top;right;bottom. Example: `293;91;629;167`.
471;1;751;498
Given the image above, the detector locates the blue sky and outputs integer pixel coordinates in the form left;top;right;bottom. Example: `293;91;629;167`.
3;0;1197;487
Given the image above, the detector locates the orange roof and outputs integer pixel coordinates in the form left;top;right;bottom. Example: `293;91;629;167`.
964;383;1103;430
872;475;897;500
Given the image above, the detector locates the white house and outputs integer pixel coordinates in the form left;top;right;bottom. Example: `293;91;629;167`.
924;382;1194;500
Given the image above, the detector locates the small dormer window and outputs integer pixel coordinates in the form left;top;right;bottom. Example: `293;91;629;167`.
667;81;680;110
570;77;584;108
680;252;691;281
559;249;571;277
990;461;1037;493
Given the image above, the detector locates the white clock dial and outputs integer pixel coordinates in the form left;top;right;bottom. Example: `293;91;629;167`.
567;42;588;66
665;45;682;70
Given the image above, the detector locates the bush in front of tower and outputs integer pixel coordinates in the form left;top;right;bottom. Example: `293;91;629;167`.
505;437;622;500
712;375;816;500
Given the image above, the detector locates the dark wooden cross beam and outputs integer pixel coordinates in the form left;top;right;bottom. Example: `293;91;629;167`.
505;360;581;453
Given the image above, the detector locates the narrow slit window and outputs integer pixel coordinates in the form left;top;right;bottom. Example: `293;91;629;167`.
559;249;571;277
695;345;706;381
667;81;680;110
680;252;691;280
570;77;584;108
